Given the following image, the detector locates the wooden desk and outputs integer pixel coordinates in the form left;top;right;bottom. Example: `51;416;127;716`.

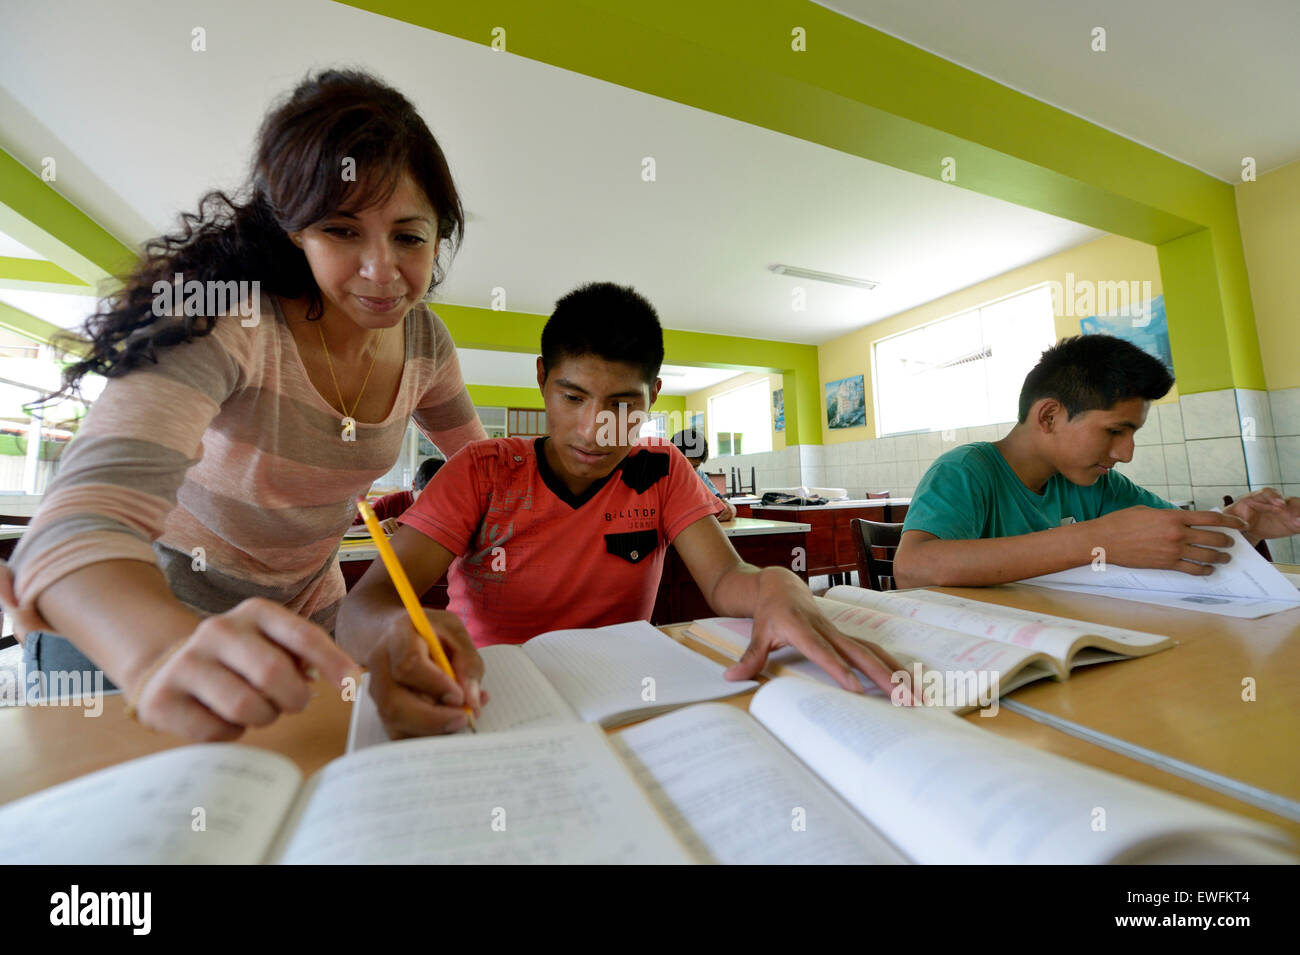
927;571;1300;820
749;499;911;577
4;622;1296;845
651;518;809;625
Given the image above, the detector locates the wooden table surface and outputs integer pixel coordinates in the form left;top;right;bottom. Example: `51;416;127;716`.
923;573;1300;810
3;620;1298;845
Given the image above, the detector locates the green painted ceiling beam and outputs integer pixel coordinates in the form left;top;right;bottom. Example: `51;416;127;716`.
0;255;94;294
345;0;1264;391
0;147;136;287
0;299;86;354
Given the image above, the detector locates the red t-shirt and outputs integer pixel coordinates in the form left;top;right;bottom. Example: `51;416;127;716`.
399;436;724;646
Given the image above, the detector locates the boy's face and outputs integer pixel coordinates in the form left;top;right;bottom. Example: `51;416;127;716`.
537;354;662;490
1040;396;1148;485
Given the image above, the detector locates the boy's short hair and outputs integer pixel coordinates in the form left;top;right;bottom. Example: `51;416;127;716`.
413;457;445;491
1018;335;1174;422
541;282;664;386
671;429;708;461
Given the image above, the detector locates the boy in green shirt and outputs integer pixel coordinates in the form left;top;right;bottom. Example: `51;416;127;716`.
895;335;1300;588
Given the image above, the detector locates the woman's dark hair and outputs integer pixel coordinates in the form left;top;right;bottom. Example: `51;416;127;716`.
1017;334;1174;422
52;68;464;400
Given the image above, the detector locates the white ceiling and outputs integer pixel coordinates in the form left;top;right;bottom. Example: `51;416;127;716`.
818;0;1300;181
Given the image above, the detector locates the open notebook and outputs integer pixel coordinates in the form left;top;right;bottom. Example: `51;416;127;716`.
686;585;1175;711
1022;528;1300;619
2;678;1292;864
347;620;758;750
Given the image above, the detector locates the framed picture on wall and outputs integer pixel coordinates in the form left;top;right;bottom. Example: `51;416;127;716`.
772;388;785;432
825;375;866;430
1079;295;1174;374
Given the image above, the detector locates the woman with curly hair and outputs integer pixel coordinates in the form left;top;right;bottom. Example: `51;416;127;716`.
3;69;487;741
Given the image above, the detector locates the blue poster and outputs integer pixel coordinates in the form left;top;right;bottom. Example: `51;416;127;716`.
772;388;785;432
1079;295;1174;374
825;375;866;430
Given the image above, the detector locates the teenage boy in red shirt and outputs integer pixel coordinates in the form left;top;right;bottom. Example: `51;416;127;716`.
337;282;906;736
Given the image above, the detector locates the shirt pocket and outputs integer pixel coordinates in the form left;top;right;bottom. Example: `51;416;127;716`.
604;529;659;564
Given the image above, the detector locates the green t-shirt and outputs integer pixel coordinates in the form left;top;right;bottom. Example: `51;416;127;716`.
903;442;1176;541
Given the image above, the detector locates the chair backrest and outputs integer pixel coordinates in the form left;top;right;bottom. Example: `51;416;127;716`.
864;490;891;499
1221;495;1272;561
850;518;904;591
706;472;727;495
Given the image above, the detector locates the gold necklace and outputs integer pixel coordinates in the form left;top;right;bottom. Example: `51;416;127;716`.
316;322;385;420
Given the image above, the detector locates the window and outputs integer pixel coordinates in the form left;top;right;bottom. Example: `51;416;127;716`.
709;379;772;456
0;339;104;494
639;412;668;440
872;285;1055;437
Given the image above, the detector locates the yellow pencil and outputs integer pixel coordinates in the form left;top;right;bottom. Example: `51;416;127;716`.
354;497;477;732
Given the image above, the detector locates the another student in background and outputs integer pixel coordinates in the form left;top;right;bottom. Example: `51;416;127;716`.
337;282;908;738
670;429;737;522
354;457;445;533
894;335;1300;588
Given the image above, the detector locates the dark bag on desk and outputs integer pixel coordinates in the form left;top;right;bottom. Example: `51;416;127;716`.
760;491;827;506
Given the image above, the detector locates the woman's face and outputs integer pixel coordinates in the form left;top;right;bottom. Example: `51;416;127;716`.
290;171;440;330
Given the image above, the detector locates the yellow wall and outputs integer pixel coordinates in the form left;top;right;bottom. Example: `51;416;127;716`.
684;371;787;452
1235;159;1300;390
816;234;1169;443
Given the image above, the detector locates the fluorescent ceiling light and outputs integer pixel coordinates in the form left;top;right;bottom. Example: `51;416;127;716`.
767;264;879;290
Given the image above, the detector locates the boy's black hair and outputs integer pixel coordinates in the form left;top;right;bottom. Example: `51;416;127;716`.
671;429;708;462
1018;334;1173;422
541;282;664;386
413;456;444;491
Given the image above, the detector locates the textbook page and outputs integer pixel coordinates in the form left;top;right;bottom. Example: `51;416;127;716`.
749;678;1296;864
1021;528;1300;618
346;647;580;752
271;722;691;864
521;620;758;727
612;703;907;864
0;745;301;864
824;585;1172;663
687;618;883;692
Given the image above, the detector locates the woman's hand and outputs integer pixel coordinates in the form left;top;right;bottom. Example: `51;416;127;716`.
366;607;487;738
0;559;52;645
127;597;360;741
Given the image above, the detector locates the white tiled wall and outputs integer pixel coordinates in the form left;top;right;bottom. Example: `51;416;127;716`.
708;385;1300;564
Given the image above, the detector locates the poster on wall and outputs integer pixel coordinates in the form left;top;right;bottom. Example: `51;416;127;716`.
825;375;866;430
1079;294;1174;374
772;388;785;432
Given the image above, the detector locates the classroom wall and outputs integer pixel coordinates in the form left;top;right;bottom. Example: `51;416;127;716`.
816;234;1169;446
682;371;787;453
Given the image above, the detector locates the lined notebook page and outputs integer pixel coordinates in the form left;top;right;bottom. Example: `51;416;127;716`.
522;621;758;726
0;745;301;864
751;678;1295;864
612;704;907;864
272;723;691;864
346;646;580;752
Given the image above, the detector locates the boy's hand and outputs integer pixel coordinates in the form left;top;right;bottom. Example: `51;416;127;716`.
725;567;911;701
367;608;487;738
1223;488;1300;544
1090;507;1246;574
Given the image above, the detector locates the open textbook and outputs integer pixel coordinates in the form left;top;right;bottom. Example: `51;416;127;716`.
347;620;758;750
685;585;1174;711
1;677;1293;864
1022;528;1300;619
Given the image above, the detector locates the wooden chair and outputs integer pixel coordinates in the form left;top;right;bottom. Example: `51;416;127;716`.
865;490;891;499
850;518;904;592
1222;495;1272;561
706;472;727;496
